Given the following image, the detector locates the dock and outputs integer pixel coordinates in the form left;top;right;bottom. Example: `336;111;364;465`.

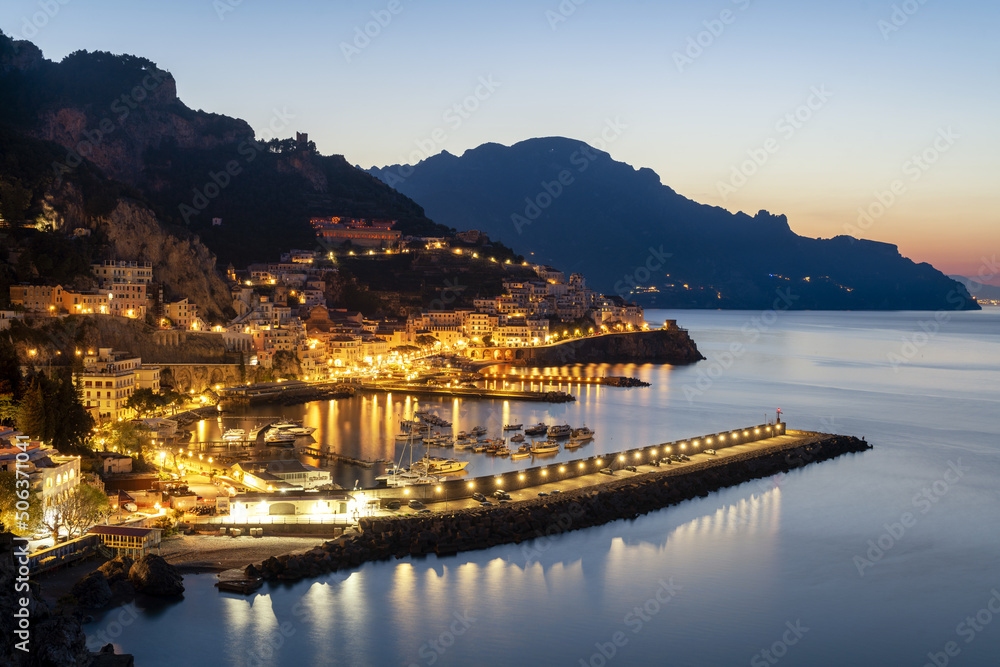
357;382;575;402
299;446;376;468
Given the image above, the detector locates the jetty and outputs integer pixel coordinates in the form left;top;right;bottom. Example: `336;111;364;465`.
240;424;872;587
357;381;575;403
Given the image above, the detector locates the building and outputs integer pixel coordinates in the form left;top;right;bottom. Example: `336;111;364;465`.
0;439;81;512
163;298;199;329
229;491;356;520
109;282;150;319
77;348;142;421
230;460;333;492
9;285;63;313
91;260;153;288
135;365;161;393
87;525;161;558
0;310;24;330
311;217;401;247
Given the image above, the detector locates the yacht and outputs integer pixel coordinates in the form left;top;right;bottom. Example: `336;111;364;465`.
267;420;315;437
410;455;470;475
529;440;560;455
395;431;423;442
222;428;245;442
524;423;548;436
503;423;522;431
547;424;572;438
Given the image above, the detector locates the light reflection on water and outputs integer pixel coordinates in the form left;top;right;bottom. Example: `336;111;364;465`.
94;310;1000;665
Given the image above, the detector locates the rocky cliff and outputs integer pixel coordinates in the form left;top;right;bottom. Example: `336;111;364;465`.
514;329;704;366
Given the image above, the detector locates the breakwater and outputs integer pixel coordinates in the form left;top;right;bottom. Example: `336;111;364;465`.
358;383;575;403
243;432;871;583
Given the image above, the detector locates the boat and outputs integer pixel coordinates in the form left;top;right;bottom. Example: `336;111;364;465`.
524;423;548;436
547;424;572;438
568;426;595;445
453;440;473;450
222;428;245;442
410;455;470;475
470;425;488;436
510;433;525;443
503;423;523;431
215;577;263;594
266;420;315;438
511;444;531;460
529;440;560;455
264;426;298;444
395;432;423;442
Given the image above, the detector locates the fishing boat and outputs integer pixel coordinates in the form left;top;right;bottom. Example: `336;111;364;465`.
222;428;245;442
511;444;531;460
395;431;423;442
524;423;548;436
529;440;560;455
547;424;572;438
568;426;595;445
453;440;473;450
470;425;488;436
503;423;523;431
510;433;525;443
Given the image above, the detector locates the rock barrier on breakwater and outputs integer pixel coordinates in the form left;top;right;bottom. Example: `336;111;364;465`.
243;434;870;583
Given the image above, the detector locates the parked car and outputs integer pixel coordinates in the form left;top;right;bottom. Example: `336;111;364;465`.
600;468;615;476
493;490;510;500
407;500;425;509
624;465;637;472
385;500;401;510
472;492;486;502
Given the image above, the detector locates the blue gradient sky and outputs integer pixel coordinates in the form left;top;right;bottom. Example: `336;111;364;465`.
3;0;998;278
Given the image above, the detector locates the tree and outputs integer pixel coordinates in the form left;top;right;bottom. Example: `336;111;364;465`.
0;471;43;537
125;387;164;417
16;377;49;440
62;482;111;538
50;369;94;451
0;394;18;426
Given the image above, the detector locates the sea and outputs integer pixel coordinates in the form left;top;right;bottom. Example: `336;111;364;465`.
86;309;1000;666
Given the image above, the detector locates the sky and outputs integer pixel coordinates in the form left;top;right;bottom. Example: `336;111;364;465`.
3;0;998;280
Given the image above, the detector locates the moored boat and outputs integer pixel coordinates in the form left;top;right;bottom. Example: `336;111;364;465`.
547;424;572;438
524;423;548;436
529;440;560;455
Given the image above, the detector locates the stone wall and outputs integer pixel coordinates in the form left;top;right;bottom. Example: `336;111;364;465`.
469;329;704;365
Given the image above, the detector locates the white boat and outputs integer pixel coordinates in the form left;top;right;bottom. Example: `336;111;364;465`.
264;430;297;444
222;428;245;441
410;455;470;475
395;432;423;442
267;420;315;437
529;440;560;454
453;440;473;450
547;424;572;438
569;426;594;444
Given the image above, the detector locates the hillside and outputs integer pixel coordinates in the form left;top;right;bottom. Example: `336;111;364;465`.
369;138;978;311
0;30;450;299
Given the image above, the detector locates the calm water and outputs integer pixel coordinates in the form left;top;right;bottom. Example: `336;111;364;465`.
89;310;1000;666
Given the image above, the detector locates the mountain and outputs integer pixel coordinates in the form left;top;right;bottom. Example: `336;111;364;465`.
949;276;1000;302
368;138;978;311
0;30;450;317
